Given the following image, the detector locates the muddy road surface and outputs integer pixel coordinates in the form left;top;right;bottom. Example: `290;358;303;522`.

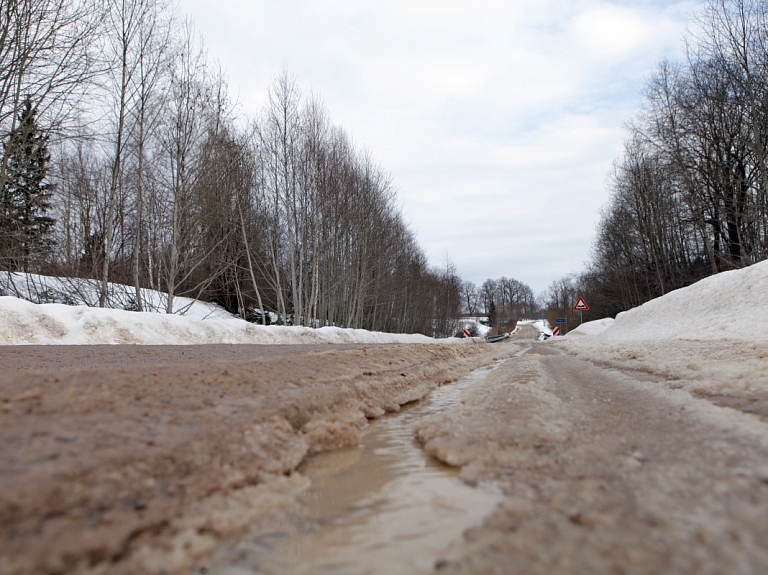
3;328;768;574
0;339;516;575
415;343;768;574
0;344;392;374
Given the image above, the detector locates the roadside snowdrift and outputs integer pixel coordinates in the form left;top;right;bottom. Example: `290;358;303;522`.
597;260;768;342
0;272;466;345
565;317;614;337
0;296;439;345
0;272;236;320
557;260;768;398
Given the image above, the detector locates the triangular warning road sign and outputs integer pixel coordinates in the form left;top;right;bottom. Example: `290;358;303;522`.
573;296;589;311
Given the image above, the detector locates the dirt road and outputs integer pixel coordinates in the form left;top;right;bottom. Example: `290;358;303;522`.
0;344;390;373
3;330;767;574
0;340;516;575
416;343;768;574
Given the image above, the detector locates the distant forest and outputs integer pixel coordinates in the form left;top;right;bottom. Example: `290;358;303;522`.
547;0;768;326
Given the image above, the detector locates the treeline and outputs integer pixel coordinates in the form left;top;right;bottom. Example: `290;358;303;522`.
462;277;537;332
571;0;768;318
0;0;462;335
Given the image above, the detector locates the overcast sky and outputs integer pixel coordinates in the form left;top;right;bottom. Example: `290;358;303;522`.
177;0;704;295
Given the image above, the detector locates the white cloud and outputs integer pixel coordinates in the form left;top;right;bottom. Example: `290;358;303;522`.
178;0;704;293
569;5;656;56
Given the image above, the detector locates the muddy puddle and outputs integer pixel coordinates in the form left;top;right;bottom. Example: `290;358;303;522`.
211;360;507;575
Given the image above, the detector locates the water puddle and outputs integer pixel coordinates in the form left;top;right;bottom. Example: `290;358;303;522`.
213;360;506;575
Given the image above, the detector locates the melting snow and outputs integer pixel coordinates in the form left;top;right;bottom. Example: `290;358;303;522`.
595;260;768;342
0;272;454;345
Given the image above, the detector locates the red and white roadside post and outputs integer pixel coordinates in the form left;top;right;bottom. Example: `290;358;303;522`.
573;296;589;325
552;326;561;337
463;327;471;339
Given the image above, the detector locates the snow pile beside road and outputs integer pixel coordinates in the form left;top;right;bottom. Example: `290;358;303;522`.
598;260;768;342
461;317;492;338
567;317;614;337
0;271;237;320
558;260;768;398
0;296;440;345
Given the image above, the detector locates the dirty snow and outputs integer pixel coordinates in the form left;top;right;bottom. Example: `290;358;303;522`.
408;262;768;575
0;342;517;574
415;339;768;575
4;259;768;574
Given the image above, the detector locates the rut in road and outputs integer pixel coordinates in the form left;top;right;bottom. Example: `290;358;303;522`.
207;361;511;575
415;344;768;574
0;341;517;575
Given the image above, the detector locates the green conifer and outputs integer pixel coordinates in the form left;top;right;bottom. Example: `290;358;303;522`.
0;98;55;271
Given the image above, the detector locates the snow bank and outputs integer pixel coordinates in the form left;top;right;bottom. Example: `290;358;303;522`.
461;318;492;338
567;318;614;337
557;261;768;398
0;272;237;320
0;296;442;345
597;260;768;342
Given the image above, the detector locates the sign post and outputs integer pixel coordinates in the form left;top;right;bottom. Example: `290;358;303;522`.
573;297;589;325
555;317;566;336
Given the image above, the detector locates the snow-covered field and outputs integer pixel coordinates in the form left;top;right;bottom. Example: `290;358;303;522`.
556;259;768;398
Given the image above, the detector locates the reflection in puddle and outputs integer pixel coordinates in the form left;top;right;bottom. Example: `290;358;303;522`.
214;361;506;574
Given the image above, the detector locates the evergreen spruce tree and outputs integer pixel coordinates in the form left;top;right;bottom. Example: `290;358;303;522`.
0;98;55;271
488;299;498;332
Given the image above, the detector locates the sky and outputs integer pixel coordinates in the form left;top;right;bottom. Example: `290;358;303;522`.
176;0;705;295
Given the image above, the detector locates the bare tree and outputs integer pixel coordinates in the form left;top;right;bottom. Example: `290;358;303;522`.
127;0;173;311
156;20;212;313
461;280;479;315
0;0;103;135
99;0;148;306
585;0;768;318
